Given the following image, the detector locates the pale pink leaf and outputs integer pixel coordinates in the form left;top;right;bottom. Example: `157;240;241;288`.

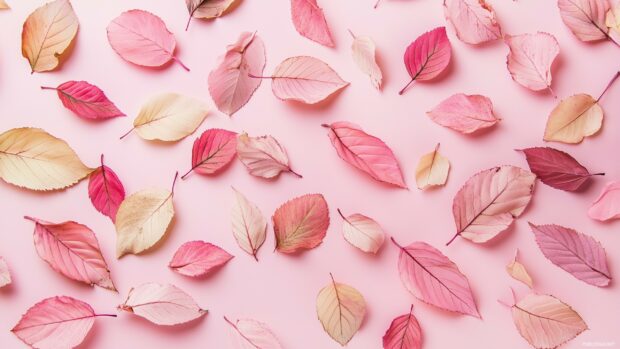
42;81;125;120
0;257;11;288
323;121;407;188
382;305;422;349
427;93;500;134
400;27;451;95
588;181;620;221
24;216;116;291
182;128;237;179
208;32;266;116
88;154;126;222
529;223;611;287
506;249;534;288
119;283;207;325
290;0;334;47
169;241;233;277
236;133;301;179
350;32;383;89
337;208;385;254
558;0;610;42
443;0;502;44
224;316;284;349
272;193;329;253
231;187;267;260
505;32;559;94
391;238;480;317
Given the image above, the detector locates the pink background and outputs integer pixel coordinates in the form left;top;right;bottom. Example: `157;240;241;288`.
1;0;619;348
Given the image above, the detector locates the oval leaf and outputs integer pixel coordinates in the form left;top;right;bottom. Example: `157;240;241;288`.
443;0;502;44
0;257;11;288
231;187;267;260
42;81;125;120
236;133;301;179
290;0;334;47
88;155;126;222
400;27;451;95
558;0;610;42
337;209;385;254
272;193;329;253
427;93;499;134
350;32;383;89
544;94;602;144
224;316;283;349
382;305;422;349
186;0;236;29
506;249;533;288
183;128;237;179
169;241;233;277
505;32;559;94
415;143;450;190
589;180;620;221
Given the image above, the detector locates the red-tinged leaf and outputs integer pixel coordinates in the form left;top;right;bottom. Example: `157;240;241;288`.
169;241;233;277
41;81;125;120
182;128;237;179
427;93;500;134
272;193;329;253
323;121;407;188
443;0;502;44
290;0;334;47
529;223;611;287
0;256;11;288
224;316;284;349
518;147;604;191
558;0;611;42
391;238;480;318
231;187;267;260
382;305;422;349
505;32;559;95
400;27;451;95
447;166;536;245
236;133;302;179
12;296;116;349
88;154;125;222
589;181;620;221
24;216;116;291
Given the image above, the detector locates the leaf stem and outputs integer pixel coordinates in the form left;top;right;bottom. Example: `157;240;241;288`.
597;71;620;102
95;313;118;318
398;79;416;95
40;86;57;91
171;172;179;196
320;123;330;128
288;168;303;178
347;29;356;39
374;0;382;8
119;127;135;140
185;16;192;31
247;73;274;79
100;154;105;167
336;208;347;221
172;56;190;72
23;216;37;223
445;232;460;246
390;236;403;249
591;172;605;176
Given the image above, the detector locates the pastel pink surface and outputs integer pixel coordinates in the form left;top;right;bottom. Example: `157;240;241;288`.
169;241;233;277
0;1;619;349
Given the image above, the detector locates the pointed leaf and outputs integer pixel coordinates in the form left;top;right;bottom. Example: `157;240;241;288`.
186;0;236;29
231;187;267;260
443;0;502;44
350;32;383;89
290;0;334;47
272;193;329;253
236;132;300;179
382;305;422;349
43;81;125;120
506;249;533;288
182;128;237;179
505;32;559;93
588;180;620;221
338;209;385;254
0;257;11;288
558;0;610;42
400;27;451;94
88;155;126;222
224;316;284;349
169;241;233;277
544;94;602;144
427;93;499;134
415;144;450;190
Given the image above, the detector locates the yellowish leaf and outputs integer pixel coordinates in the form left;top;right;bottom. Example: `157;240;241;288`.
415;143;450;190
0;128;93;191
0;1;10;9
606;5;620;33
21;0;78;73
506;249;533;288
544;94;602;144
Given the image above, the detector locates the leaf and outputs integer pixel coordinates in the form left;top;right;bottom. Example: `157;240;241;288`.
185;0;236;30
290;0;334;47
21;0;78;73
511;294;587;349
208;32;265;116
323;121;407;188
447;165;536;245
224;316;283;349
505;32;559;95
115;174;177;258
121;93;209;142
518;147;603;191
316;274;366;345
12;296;116;349
558;0;610;42
382;305;422;349
400;27;451;95
506;249;533;288
427;93;500;134
349;31;383;89
231;187;267;260
88;154;126;222
41;81;125;120
0;257;11;288
107;9;189;71
0;1;9;9
119;283;207;325
606;4;620;33
529;223;611;287
24;216;116;291
182;128;237;179
236;132;301;179
415;143;450;190
443;0;502;44
337;208;385;254
272;193;329;253
0;127;93;191
169;241;233;277
588;181;620;221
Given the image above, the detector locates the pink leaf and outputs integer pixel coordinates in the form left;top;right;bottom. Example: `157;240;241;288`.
448;166;536;245
391;238;480;318
12;296;116;349
224;316;284;349
24;216;116;291
443;0;502;44
349;31;383;89
231;187;267;261
427;93;500;134
169;241;233;277
382;305;422;349
588;181;620;221
272;193;329;253
529;223;611;287
0;256;11;288
518;147;604;191
290;0;334;47
400;27;452;95
182;128;238;179
558;0;610;42
337;208;385;254
208;32;266;116
107;10;189;71
88;154;126;222
323;121;407;188
119;283;207;325
505;32;559;95
41;81;125;120
236;133;302;179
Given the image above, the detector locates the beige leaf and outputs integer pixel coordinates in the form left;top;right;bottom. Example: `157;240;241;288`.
544;94;602;144
21;0;78;73
0;0;9;9
317;274;366;346
0;128;93;191
506;249;533;288
606;5;620;33
231;187;267;261
121;93;209;142
350;31;383;89
415;143;450;190
115;174;177;258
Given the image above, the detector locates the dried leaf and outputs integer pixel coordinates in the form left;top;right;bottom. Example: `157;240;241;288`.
415;143;450;190
224;316;283;349
589;180;620;221
350;31;383;89
0;257;11;288
382;305;422;349
231;187;267;260
443;0;502;44
236;132;301;179
427;93;499;134
505;32;559;95
290;0;334;47
558;0;610;42
606;4;620;33
185;0;236;30
544;94;602;143
169;241;233;277
88;154;126;222
337;208;385;254
272;193;329;253
400;27;451;95
0;1;9;9
182;128;237;179
506;249;533;288
41;81;125;120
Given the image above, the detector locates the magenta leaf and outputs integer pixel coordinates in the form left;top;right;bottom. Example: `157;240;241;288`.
42;81;125;120
88;154;126;222
400;27;451;95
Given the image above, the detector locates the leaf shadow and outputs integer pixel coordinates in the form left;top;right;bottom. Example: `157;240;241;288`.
118;309;207;334
169;258;233;282
281;88;348;114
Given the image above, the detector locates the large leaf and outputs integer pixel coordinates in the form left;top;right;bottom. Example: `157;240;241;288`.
400;27;451;95
505;32;559;95
272;193;329;253
443;0;502;44
382;305;422;349
290;0;334;47
231;187;267;260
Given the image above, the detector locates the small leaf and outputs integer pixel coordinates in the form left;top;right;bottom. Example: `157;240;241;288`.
505;32;559;95
182;128;237;179
0;257;11;288
224;316;283;349
185;0;236;30
506;249;533;288
337;208;385;254
382;305;422;349
400;27;451;95
443;0;502;44
290;0;334;47
0;1;9;9
231;187;267;260
558;0;610;42
272;193;329;253
169;241;233;277
236;132;301;179
415;143;450;190
349;31;383;89
606;4;620;33
544;94;602;143
588;180;620;221
41;81;125;120
88;154;126;222
427;93;499;134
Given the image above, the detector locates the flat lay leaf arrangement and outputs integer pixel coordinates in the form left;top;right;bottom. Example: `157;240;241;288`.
0;0;619;348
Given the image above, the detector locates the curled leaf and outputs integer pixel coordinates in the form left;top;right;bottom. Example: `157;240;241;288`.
224;316;283;349
415;143;450;190
185;0;236;30
505;32;559;95
169;241;233;277
558;0;610;42
231;187;267;260
350;31;383;89
0;257;11;288
236;133;301;179
337;208;385;254
88;155;126;222
290;0;334;47
182;128;237;179
272;193;329;253
382;305;422;349
427;93;499;134
506;249;533;288
400;27;451;95
443;0;502;44
588;181;620;221
41;81;125;120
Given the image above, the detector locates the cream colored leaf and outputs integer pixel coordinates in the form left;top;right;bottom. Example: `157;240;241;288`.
231;187;267;261
0;0;10;9
415;143;450;190
0;128;93;191
122;93;209;142
607;5;620;33
544;94;602;144
350;32;383;89
21;0;78;73
338;209;385;254
317;274;366;346
506;249;533;288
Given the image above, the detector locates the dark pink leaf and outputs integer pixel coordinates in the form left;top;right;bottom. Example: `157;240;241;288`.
169;241;233;277
88;154;126;222
382;305;422;349
182;128;238;179
42;81;125;120
400;27;452;95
